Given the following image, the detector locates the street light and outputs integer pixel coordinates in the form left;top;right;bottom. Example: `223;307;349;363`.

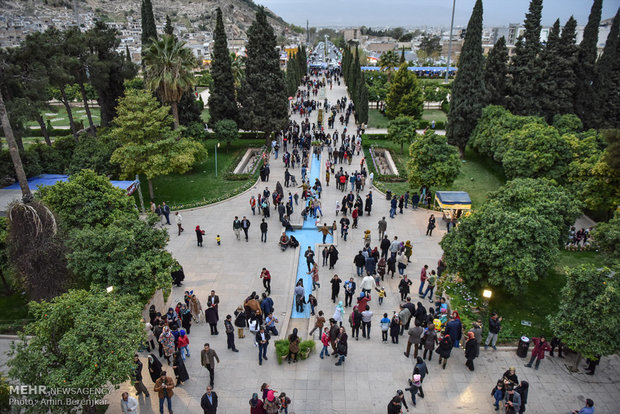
445;0;456;83
482;289;492;299
215;142;220;177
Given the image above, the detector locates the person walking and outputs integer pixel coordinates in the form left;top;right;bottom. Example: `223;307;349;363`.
233;216;242;240
422;270;437;302
390;196;397;218
175;212;184;236
378;217;387;240
399;277;412;302
328;245;339;269
445;315;462;348
485;313;502;350
148;353;163;384
319;327;331;358
172;351;189;386
132;354;150;397
418;265;428;296
260;219;268;243
330;274;342;303
465;332;479;371
426;214;436;236
256;326;271;365
241;216;251;241
205;291;220;335
389;315;401;344
309;310;326;337
414;356;428;398
304;246;315;272
524;336;551;370
344;278;356;307
361;305;373;339
318;222;332;244
309;262;320;291
504;386;522;414
354;251;366;277
162;202;171;225
436;334;452;369
224;315;239;353
404;321;424;358
200;385;218;414
515;381;529;414
405;374;423;407
333;301;345;326
200;343;220;388
154;371;174;414
120;392;139;413
422;324;438;361
195;225;204;247
334;326;348;366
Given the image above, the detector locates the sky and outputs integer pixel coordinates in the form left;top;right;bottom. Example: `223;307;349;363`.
254;0;620;28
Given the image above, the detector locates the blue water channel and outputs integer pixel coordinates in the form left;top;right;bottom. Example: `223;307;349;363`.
287;152;333;318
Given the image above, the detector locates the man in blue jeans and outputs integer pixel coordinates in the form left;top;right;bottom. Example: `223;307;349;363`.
353;251;366;277
154;371;174;414
256;326;271;365
390;196;397;218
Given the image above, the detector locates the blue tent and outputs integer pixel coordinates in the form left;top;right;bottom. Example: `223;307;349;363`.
2;174;138;195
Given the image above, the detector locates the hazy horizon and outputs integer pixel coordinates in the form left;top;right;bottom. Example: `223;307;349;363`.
255;0;619;28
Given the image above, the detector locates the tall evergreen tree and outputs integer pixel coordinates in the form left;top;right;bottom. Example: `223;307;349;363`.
594;8;620;128
484;36;508;106
208;7;238;125
385;63;424;120
507;0;543;115
574;0;602;128
164;15;174;36
446;0;485;156
238;6;288;143
140;0;157;48
400;47;406;63
357;73;369;124
539;20;563;121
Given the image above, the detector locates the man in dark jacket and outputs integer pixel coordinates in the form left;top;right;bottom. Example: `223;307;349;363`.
241;216;251;241
132;354;150;397
380;235;391;259
256;326;271;365
344;278;356;307
200;385;218;414
260;219;268;243
485;313;502;350
353;251;366;277
445;316;462;348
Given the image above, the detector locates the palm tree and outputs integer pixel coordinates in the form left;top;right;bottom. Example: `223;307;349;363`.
378;50;400;83
143;34;197;128
229;52;245;91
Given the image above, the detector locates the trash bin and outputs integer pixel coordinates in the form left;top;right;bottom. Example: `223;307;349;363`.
386;190;392;200
517;336;530;358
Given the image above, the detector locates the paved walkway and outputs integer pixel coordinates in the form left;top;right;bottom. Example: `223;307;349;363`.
2;77;617;414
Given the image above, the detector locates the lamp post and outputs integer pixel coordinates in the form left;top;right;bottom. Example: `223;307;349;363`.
215;142;220;177
445;0;456;83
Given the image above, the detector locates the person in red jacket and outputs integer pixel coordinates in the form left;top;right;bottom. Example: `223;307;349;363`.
524;336;551;370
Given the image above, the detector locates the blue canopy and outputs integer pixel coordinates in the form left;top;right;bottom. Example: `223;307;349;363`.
2;174;138;195
435;191;471;205
361;66;457;72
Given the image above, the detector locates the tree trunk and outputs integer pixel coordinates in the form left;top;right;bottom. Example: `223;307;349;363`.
0;272;12;295
37;115;52;146
78;80;96;136
570;352;582;373
148;178;154;201
171;101;180;132
0;89;32;202
60;86;79;143
264;130;272;147
458;145;465;159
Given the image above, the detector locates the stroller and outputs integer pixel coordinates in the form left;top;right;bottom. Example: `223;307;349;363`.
290;174;298;186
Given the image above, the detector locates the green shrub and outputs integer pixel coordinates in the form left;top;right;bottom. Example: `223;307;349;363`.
69;134;119;176
275;339;289;364
299;339;316;359
274;338;316;364
362;133;389;140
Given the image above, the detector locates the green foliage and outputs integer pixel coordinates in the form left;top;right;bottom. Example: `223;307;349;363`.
68;132;119;176
407;130;460;188
196;71;213;88
593;9;620;129
552;113;582;134
548;265;620;360
124;77;145;91
385;63;424;120
67;216;174;301
387;115;416;154
0;217;12;295
38;169;136;230
209;8;239;124
0;373;10;412
215;119;239;148
141;0;158;47
377;50;400;82
440;178;581;294
8;289;145;410
418;34;442;59
274;339;315;364
164;15;174;36
592;214;620;267
446;0;485;153
484;36;508;106
178;90;204;127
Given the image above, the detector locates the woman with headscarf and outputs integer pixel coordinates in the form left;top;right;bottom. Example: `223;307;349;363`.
249;392;265;414
436;333;452;370
158;326;175;365
389;314;400;344
189;294;203;323
172;351;189;385
147;353;163;383
404;241;413;262
465;331;478;371
328;245;339;269
415;302;427;326
333;301;345;326
180;305;192;335
334;326;348;366
414;356;428;398
330;274;342;303
195;225;204;247
288;328;301;363
263;390;280;414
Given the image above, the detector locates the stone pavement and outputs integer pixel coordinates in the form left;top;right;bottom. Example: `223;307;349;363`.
2;77;617;414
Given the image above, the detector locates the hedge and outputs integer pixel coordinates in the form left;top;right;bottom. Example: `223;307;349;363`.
0;128;74;138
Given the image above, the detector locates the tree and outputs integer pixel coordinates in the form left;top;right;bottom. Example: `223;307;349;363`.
143;35;197;128
407;130;460;187
67;216;174;301
378;50;399;82
37;169;136;231
400;47;406;63
0;90;31;202
208;7;239;125
593;8;620;128
387;116;417;154
110;89;207;200
385;63;424;120
506;0;544;115
574;0;602;128
548;265;620;369
141;0;157;48
238;6;288;143
357;77;369;124
592;214;620;267
164;15;174;36
440;178;581;293
8;289;145;411
484;36;508;106
7;200;69;300
214;119;239;149
418;35;442;59
446;0;485;156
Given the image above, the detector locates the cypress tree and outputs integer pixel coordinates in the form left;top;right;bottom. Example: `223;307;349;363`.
574;0;603;128
539;20;563;121
164;15;173;36
140;0;157;48
594;8;620;128
125;44;131;62
484;36;508;106
239;6;288;143
506;0;543;115
400;47;406;63
557;17;578;114
357;73;369;124
385;63;424;120
208;7;239;125
446;0;485;157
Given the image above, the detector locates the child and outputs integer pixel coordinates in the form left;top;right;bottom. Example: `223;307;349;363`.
320;327;330;359
177;329;190;359
278;392;291;414
216;235;221;245
380;313;390;343
375;286;386;306
491;380;505;411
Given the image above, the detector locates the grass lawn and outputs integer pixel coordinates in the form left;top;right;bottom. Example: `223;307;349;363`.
137;138;262;209
0;292;31;334
490;250;603;342
367;108;447;129
24;104;101;128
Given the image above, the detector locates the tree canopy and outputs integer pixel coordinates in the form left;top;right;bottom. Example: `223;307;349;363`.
387;115;417;154
407;130;460;188
385;63;424;120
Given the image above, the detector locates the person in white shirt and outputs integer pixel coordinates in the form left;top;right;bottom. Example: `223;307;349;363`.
120;392;139;413
360;275;376;295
